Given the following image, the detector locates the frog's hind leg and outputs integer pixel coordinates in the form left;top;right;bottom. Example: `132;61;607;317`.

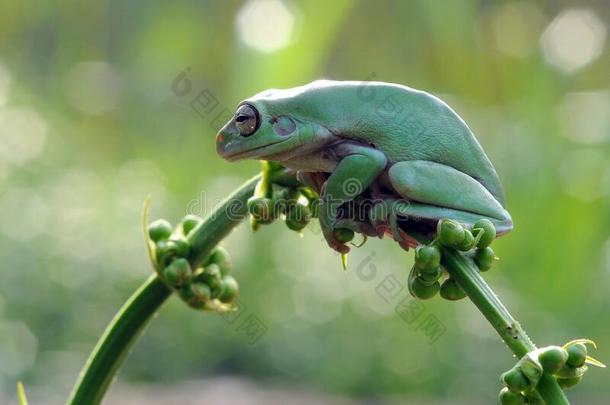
387;161;513;234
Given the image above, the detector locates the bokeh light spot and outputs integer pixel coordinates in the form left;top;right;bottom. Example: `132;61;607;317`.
63;61;121;115
540;9;607;73
0;188;49;242
236;0;295;53
490;2;545;58
0;106;47;166
557;91;610;144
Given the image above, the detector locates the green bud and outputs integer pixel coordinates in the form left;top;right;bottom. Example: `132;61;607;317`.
538;346;568;374
473;218;496;248
474;246;495;271
156;237;190;267
457;229;475;251
501;368;529;393
197;263;222;296
418;266;442;285
179;282;197;302
180;282;211;309
247;197;276;223
414;245;441;271
207;246;232;275
558;376;582;389
499;387;526;405
555;364;587;379
440;278;466;301
523;392;545;405
218;275;239;303
408;268;440;299
163;258;191;287
437;219;466;247
334;228;355;243
285;203;311;231
181;214;202;236
148;219;172;242
566;343;587;368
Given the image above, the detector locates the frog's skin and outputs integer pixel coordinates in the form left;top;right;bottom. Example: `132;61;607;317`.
216;80;512;253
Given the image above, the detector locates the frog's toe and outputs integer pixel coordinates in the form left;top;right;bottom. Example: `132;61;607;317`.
328;239;350;254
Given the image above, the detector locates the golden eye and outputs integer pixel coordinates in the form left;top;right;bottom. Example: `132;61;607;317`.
235;104;259;137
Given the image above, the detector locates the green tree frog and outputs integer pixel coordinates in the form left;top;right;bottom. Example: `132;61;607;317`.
216;80;512;254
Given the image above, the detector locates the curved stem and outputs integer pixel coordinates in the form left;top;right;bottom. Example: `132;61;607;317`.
67;175;261;405
66;275;171;405
440;247;569;405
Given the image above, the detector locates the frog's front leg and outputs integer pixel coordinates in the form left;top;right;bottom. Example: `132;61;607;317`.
320;143;387;253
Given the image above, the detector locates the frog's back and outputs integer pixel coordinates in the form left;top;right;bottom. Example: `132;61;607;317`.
251;80;506;205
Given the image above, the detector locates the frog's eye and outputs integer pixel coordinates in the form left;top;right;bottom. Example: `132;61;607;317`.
235;104;259;137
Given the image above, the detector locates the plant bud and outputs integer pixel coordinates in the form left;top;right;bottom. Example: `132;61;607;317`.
566;343;587;368
474;247;495;271
457;229;475;251
437;219;465;247
163;258;191;287
538;346;568;374
473;218;496;248
148;219;172;242
408;268;440;299
247;197;275;223
418;266;442;285
440;278;466;300
285;203;311;231
414;245;441;271
557;376;582;389
499;387;526;405
207;246;232;275
218;275;239;303
180;282;211;309
198;263;222;296
181;214;202;236
501;368;529;393
157;238;190;266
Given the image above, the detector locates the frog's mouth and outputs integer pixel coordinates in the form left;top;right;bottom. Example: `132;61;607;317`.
221;139;289;161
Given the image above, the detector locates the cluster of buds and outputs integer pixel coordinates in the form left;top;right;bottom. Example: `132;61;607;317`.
499;340;605;404
408;218;497;300
247;162;319;234
147;215;238;311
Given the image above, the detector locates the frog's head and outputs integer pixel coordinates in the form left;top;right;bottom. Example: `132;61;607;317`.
216;89;333;162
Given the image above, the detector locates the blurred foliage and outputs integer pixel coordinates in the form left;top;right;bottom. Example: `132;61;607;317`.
0;0;609;403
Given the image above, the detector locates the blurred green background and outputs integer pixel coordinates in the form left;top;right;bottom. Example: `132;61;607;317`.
1;1;609;404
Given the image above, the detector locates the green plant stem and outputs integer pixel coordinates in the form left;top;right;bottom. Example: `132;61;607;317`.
67;174;261;405
440;247;569;405
66;275;171;405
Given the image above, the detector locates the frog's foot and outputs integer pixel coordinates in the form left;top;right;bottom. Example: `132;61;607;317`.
319;217;351;254
370;199;412;242
334;218;377;239
498;341;605;403
388;161;513;235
